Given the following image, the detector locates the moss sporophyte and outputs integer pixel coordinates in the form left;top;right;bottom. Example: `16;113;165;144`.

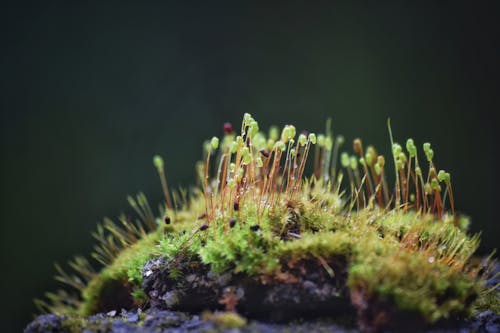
35;114;498;331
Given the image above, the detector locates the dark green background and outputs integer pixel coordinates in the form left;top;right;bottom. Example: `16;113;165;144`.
1;2;499;331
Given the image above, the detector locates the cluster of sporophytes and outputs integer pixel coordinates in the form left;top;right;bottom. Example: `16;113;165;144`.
36;114;498;328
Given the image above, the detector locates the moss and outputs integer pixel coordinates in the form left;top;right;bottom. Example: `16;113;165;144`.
474;290;500;315
197;209;281;275
60;316;84;333
203;311;247;329
38;114;498;329
80;232;160;315
131;288;148;304
278;231;353;260
349;250;479;322
64;201;491;324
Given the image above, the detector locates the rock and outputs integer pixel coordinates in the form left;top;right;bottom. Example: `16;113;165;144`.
25;307;500;333
141;256;351;321
142;257;223;312
25;309;357;332
25;314;66;333
26;259;500;332
467;310;500;332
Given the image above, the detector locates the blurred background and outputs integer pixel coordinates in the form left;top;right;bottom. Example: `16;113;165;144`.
1;1;499;331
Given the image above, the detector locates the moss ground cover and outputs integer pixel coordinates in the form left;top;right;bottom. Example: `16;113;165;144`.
34;114;498;331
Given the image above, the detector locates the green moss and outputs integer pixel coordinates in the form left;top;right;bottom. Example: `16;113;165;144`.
61;186;493;323
474;290;500;314
198;211;281;275
278;230;353;260
342;210;483;322
203;311;247;329
60;316;85;333
39;114;498;327
349;249;479;322
80;232;160;315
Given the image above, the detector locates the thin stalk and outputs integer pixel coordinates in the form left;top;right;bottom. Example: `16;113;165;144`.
405;156;412;209
204;149;212;224
158;168;173;210
387;118;401;210
331;136;343;183
313;144;320;179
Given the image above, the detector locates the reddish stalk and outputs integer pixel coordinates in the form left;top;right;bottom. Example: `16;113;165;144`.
292;141;312;199
313;144;320;179
404;157;412;209
204;150;212;224
399;168;408;209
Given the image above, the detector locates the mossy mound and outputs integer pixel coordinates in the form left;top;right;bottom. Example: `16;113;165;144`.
74;206;493;331
31;115;499;332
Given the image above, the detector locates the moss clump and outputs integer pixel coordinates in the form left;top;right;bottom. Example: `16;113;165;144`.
475;289;500;314
36;114;498;332
203;311;247;329
80;232;161;315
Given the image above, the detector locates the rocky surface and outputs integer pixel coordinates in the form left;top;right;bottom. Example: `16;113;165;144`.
26;257;500;332
142;256;351;321
465;310;500;333
25;309;357;333
25;307;500;333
